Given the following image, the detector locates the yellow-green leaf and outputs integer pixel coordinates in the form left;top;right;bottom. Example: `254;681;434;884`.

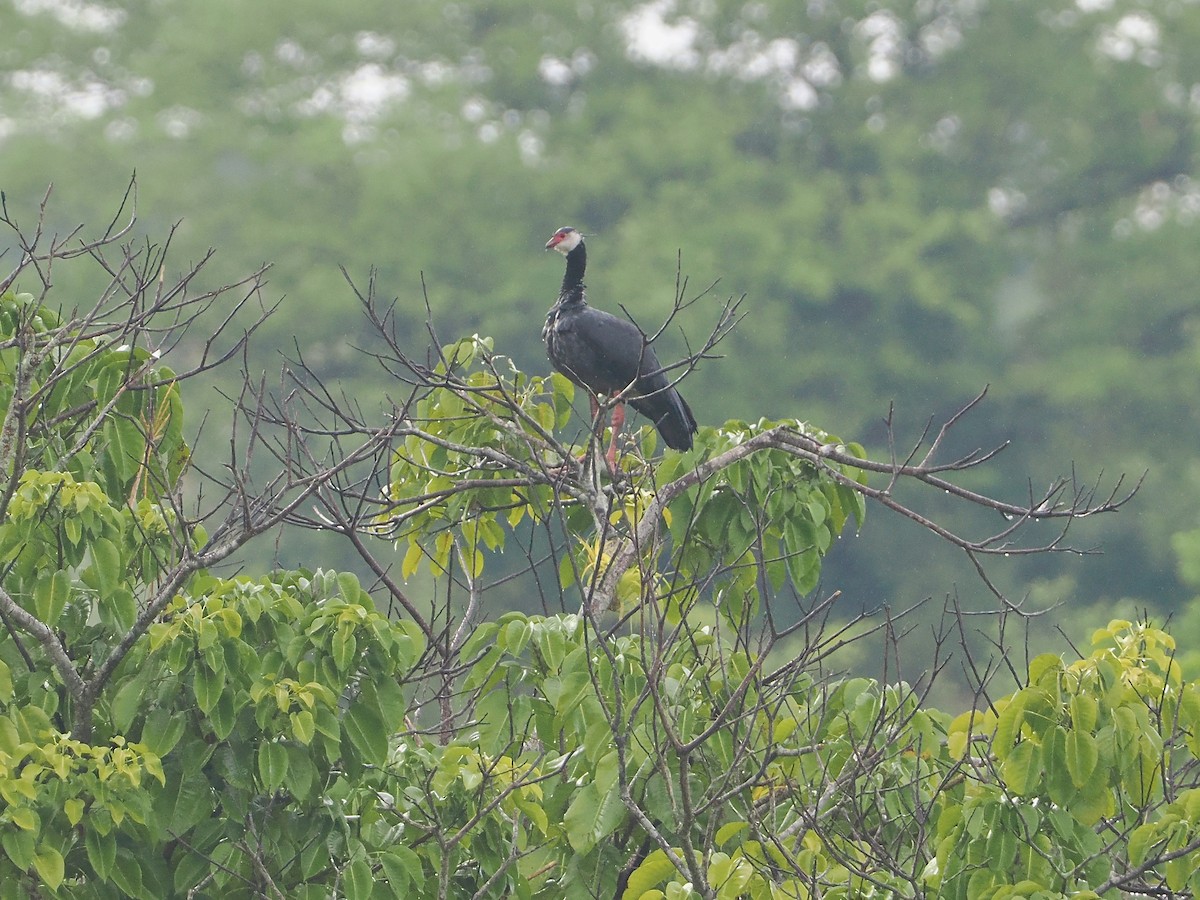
1001;740;1040;796
33;570;71;626
291;709;316;745
65;798;85;826
34;847;64;890
10;806;39;831
401;540;424;580
621;850;677;899
1065;728;1099;789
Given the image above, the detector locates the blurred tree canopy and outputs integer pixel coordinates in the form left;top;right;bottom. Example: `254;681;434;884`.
4;0;1200;677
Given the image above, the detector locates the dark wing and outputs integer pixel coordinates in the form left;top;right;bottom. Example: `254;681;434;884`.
548;307;697;451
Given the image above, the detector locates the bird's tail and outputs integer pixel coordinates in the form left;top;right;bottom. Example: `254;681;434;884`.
647;388;697;451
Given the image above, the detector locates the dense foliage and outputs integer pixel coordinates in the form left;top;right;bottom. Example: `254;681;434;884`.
5;0;1200;650
0;261;1197;897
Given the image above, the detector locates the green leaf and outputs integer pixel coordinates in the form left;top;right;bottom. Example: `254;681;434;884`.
1167;853;1190;892
173;848;211;894
258;741;289;790
10;807;38;831
210;690;237;740
712;855;753;900
104;416;147;484
993;690;1028;754
111;673;148;734
1065;729;1099;789
553;647;591;718
105;587;138;632
33;569;71;626
380;847;423;894
344;856;373;900
622;849;677;900
85;826;116;881
400;540;424;580
141;706;186;757
336;571;363;602
564;779;625;854
1069;693;1098;732
516;794;549;835
290;709;316;745
344;693;389;766
1001;740;1040;796
110;850;145;898
1071;775;1112;827
284;744;317;800
193;664;224;716
88;537;122;597
1028;653;1063;684
1;828;34;870
1043;726;1073;806
33;847;64;890
65;798;84;826
333;624;357;673
715;821;749;847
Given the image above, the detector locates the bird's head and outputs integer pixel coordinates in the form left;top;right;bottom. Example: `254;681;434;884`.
545;226;583;255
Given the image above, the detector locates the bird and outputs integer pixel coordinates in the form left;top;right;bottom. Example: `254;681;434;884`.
543;225;697;470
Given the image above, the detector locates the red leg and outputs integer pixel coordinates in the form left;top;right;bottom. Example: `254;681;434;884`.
606;402;626;471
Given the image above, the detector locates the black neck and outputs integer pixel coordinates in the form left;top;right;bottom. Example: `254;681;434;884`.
558;242;587;305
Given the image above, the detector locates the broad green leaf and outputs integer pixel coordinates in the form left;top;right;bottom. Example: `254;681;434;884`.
106;587;137;631
110;850;145;898
1;828;35;869
258;741;289;790
85;826;116;881
332;624;357;672
210;690;237;740
65;798;84;826
1069;693;1098;733
564;779;624;854
1072;776;1112;827
1028;653;1063;685
103;416;147;484
401;540;424;580
345;856;373;900
381;847;423;893
193;664;224;716
141;706;186;757
553;647;591;718
715;821;749;847
1065;729;1099;789
33;569;71;626
111;673;148;733
336;571;362;602
291;709;316;745
622;849;677;900
1043;726;1073;807
1001;740;1040;796
713;855;753;900
284;744;317;800
88;537;122;597
10;806;38;831
33;847;64;891
171;848;211;894
1167;854;1190;892
992;690;1027;754
344;693;389;766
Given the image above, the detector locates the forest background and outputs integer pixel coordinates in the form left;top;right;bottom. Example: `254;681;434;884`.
4;0;1199;704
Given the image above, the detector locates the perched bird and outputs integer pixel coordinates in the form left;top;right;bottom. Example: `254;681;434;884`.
543;226;697;469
